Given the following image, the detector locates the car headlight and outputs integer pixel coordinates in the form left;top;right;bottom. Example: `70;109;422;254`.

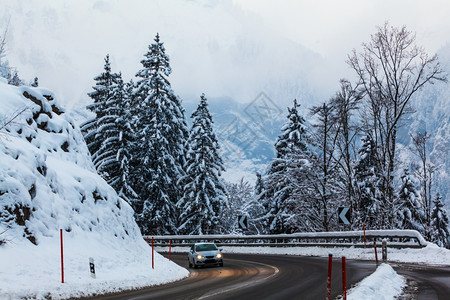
216;253;222;259
197;254;204;260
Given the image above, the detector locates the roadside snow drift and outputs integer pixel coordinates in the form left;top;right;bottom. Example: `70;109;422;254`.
347;263;405;300
0;80;188;299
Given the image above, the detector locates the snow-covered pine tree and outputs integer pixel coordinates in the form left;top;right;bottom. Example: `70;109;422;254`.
262;99;314;233
104;73;138;204
254;172;264;199
177;94;227;235
81;54;118;168
396;167;424;232
430;193;450;248
8;71;23;86
81;57;137;206
353;134;382;229
131;34;188;235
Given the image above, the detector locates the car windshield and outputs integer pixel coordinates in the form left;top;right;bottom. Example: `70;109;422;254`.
195;244;218;252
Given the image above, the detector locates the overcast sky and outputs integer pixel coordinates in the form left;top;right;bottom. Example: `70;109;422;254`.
1;0;449;110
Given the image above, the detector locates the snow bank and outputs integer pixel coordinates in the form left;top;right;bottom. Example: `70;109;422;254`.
0;81;188;299
346;263;405;300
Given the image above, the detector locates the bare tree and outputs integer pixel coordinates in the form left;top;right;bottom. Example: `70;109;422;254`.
329;79;363;218
347;22;447;228
0;21;10;78
309;102;341;231
410;131;436;238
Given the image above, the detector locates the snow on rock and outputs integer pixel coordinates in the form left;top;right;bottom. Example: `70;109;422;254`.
346;263;405;300
0;81;188;299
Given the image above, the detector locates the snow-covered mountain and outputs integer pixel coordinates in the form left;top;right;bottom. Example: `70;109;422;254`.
402;45;450;208
0;79;187;299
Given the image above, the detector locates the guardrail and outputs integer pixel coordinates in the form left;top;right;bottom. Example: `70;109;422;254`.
144;229;428;249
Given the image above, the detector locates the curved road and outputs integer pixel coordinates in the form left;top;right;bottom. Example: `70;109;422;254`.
90;253;378;300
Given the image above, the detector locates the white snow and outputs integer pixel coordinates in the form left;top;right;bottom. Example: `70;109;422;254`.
346;263;406;300
0;81;188;299
161;241;450;266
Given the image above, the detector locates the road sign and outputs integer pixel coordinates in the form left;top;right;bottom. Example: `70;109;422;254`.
338;207;351;225
238;215;248;230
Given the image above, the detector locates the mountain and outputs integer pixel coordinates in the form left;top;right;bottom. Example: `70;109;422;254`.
401;44;450;208
0;79;188;299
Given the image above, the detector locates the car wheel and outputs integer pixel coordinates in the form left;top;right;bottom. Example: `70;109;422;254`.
188;259;192;268
193;263;198;269
219;262;224;267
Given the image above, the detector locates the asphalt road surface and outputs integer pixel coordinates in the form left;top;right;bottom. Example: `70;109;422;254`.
90;252;379;300
392;262;450;299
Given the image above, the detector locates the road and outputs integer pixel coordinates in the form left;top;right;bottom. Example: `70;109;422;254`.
392;262;450;299
90;253;378;300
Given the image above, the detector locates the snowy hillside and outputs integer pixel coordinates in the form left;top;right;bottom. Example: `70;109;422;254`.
0;79;188;299
402;45;450;207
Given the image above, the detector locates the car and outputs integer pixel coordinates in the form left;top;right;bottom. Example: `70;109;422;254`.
188;243;223;268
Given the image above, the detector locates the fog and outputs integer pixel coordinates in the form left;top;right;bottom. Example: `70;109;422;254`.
1;0;449;110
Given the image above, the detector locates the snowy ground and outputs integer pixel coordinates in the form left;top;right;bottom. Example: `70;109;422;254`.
0;236;188;299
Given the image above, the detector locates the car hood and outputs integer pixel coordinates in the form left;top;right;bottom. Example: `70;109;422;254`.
197;250;219;256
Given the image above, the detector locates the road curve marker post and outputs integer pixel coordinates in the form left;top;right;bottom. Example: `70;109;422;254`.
60;229;64;284
363;224;366;247
169;239;172;261
342;256;347;300
373;241;378;264
152;237;154;269
327;253;333;300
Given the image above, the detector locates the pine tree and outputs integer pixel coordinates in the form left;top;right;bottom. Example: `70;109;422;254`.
262;99;313;233
8;70;23;86
430;193;449;248
396;167;424;232
177;94;227;235
81;56;137;206
81;54;117;166
103;73;137;204
254;172;264;198
132;34;188;235
353;134;382;229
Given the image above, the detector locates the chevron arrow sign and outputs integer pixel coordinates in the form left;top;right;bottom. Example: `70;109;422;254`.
238;215;248;230
338;207;351;225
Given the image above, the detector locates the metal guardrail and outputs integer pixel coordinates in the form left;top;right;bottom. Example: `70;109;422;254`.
144;230;428;249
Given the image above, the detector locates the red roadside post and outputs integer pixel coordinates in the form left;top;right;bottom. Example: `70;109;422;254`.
363;223;366;247
146;236;149;244
342;256;347;300
169;239;172;261
152;237;154;269
327;253;333;300
374;241;378;264
60;229;64;284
